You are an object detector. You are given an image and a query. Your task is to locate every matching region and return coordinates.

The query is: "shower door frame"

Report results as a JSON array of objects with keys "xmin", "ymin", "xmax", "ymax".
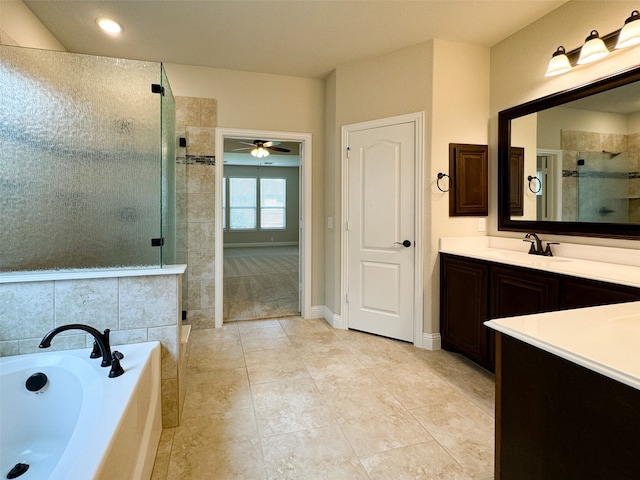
[{"xmin": 214, "ymin": 128, "xmax": 313, "ymax": 327}]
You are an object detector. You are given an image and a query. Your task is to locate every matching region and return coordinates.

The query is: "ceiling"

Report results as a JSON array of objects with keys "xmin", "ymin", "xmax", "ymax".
[{"xmin": 22, "ymin": 0, "xmax": 567, "ymax": 79}]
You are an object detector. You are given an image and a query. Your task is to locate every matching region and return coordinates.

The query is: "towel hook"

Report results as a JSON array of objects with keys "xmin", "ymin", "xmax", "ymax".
[
  {"xmin": 527, "ymin": 175, "xmax": 541, "ymax": 193},
  {"xmin": 436, "ymin": 173, "xmax": 451, "ymax": 193}
]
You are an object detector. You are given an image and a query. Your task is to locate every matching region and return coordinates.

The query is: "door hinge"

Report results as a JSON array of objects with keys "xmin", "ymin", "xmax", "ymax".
[
  {"xmin": 346, "ymin": 147, "xmax": 350, "ymax": 160},
  {"xmin": 151, "ymin": 84, "xmax": 165, "ymax": 96},
  {"xmin": 151, "ymin": 237, "xmax": 165, "ymax": 247},
  {"xmin": 346, "ymin": 292, "xmax": 350, "ymax": 303}
]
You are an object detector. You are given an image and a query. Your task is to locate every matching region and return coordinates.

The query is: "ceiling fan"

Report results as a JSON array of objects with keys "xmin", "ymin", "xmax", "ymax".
[{"xmin": 233, "ymin": 140, "xmax": 291, "ymax": 158}]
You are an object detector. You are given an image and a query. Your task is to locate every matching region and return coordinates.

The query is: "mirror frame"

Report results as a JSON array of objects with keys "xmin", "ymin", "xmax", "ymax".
[{"xmin": 498, "ymin": 65, "xmax": 640, "ymax": 239}]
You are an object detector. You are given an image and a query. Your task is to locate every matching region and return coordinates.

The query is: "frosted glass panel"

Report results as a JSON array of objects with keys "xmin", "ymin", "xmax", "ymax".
[{"xmin": 0, "ymin": 46, "xmax": 171, "ymax": 272}]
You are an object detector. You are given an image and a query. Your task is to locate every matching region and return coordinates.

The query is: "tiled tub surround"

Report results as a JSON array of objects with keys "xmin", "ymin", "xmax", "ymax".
[
  {"xmin": 561, "ymin": 130, "xmax": 640, "ymax": 223},
  {"xmin": 0, "ymin": 265, "xmax": 186, "ymax": 428},
  {"xmin": 439, "ymin": 236, "xmax": 640, "ymax": 289}
]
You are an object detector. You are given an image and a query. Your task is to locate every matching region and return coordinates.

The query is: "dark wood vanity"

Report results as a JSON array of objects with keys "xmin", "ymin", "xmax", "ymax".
[
  {"xmin": 494, "ymin": 329, "xmax": 640, "ymax": 479},
  {"xmin": 440, "ymin": 253, "xmax": 640, "ymax": 372}
]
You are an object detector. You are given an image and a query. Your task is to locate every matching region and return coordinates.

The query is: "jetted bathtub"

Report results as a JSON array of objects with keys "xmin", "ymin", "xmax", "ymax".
[{"xmin": 0, "ymin": 341, "xmax": 162, "ymax": 480}]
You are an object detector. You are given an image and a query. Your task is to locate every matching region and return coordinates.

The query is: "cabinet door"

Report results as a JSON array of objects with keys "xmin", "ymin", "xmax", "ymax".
[
  {"xmin": 490, "ymin": 266, "xmax": 560, "ymax": 318},
  {"xmin": 561, "ymin": 277, "xmax": 640, "ymax": 310},
  {"xmin": 440, "ymin": 255, "xmax": 489, "ymax": 367}
]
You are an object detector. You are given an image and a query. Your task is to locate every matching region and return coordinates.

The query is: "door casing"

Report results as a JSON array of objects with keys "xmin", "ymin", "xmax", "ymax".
[
  {"xmin": 340, "ymin": 112, "xmax": 425, "ymax": 347},
  {"xmin": 215, "ymin": 128, "xmax": 313, "ymax": 327}
]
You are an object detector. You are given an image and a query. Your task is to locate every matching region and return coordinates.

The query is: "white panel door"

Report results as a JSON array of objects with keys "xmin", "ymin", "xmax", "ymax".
[{"xmin": 346, "ymin": 122, "xmax": 415, "ymax": 342}]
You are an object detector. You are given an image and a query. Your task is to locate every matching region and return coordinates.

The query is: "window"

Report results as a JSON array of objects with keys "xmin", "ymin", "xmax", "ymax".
[
  {"xmin": 223, "ymin": 176, "xmax": 287, "ymax": 231},
  {"xmin": 260, "ymin": 178, "xmax": 286, "ymax": 229},
  {"xmin": 229, "ymin": 177, "xmax": 256, "ymax": 230}
]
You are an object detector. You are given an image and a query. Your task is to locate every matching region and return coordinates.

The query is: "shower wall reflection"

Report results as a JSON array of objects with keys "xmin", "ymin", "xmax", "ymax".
[{"xmin": 0, "ymin": 45, "xmax": 175, "ymax": 272}]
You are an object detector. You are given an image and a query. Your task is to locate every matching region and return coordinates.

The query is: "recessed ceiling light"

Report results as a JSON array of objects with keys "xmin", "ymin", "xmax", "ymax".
[{"xmin": 96, "ymin": 18, "xmax": 123, "ymax": 34}]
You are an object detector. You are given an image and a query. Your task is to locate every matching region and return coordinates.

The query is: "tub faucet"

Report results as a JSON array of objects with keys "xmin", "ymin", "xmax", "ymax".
[{"xmin": 40, "ymin": 324, "xmax": 113, "ymax": 367}]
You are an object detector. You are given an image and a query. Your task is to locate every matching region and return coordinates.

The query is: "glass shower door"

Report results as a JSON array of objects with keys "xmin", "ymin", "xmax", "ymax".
[
  {"xmin": 0, "ymin": 45, "xmax": 169, "ymax": 272},
  {"xmin": 577, "ymin": 151, "xmax": 629, "ymax": 223}
]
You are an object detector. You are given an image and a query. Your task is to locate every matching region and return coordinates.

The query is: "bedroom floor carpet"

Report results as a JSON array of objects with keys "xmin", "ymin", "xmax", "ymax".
[{"xmin": 223, "ymin": 246, "xmax": 299, "ymax": 321}]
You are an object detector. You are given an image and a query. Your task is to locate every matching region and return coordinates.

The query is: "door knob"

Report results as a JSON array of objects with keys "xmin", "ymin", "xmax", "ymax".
[{"xmin": 394, "ymin": 240, "xmax": 412, "ymax": 248}]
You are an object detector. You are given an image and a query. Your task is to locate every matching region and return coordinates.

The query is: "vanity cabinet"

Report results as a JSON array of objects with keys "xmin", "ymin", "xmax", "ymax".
[
  {"xmin": 440, "ymin": 253, "xmax": 640, "ymax": 371},
  {"xmin": 440, "ymin": 255, "xmax": 489, "ymax": 367},
  {"xmin": 560, "ymin": 276, "xmax": 640, "ymax": 310}
]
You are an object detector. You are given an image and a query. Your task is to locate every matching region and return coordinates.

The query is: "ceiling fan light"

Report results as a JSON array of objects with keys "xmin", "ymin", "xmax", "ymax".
[
  {"xmin": 616, "ymin": 10, "xmax": 640, "ymax": 49},
  {"xmin": 251, "ymin": 147, "xmax": 269, "ymax": 158},
  {"xmin": 577, "ymin": 30, "xmax": 609, "ymax": 64},
  {"xmin": 545, "ymin": 46, "xmax": 572, "ymax": 76}
]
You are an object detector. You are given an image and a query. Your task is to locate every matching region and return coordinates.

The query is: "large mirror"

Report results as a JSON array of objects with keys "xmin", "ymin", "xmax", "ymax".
[{"xmin": 498, "ymin": 65, "xmax": 640, "ymax": 239}]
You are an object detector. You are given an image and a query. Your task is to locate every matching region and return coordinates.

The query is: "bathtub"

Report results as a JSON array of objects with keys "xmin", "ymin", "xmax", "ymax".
[{"xmin": 0, "ymin": 341, "xmax": 162, "ymax": 480}]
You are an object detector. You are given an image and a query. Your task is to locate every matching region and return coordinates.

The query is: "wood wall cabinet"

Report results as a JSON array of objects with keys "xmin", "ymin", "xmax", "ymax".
[
  {"xmin": 440, "ymin": 253, "xmax": 640, "ymax": 371},
  {"xmin": 449, "ymin": 143, "xmax": 488, "ymax": 216},
  {"xmin": 508, "ymin": 147, "xmax": 524, "ymax": 216}
]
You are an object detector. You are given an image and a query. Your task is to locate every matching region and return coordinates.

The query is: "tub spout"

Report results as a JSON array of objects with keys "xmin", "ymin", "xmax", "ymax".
[{"xmin": 40, "ymin": 324, "xmax": 112, "ymax": 367}]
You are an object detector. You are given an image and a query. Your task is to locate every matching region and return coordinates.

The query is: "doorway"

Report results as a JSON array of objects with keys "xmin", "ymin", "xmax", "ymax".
[
  {"xmin": 341, "ymin": 113, "xmax": 424, "ymax": 345},
  {"xmin": 215, "ymin": 129, "xmax": 312, "ymax": 327}
]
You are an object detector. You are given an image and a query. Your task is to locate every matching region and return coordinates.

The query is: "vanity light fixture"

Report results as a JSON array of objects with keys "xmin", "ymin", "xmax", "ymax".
[
  {"xmin": 545, "ymin": 46, "xmax": 572, "ymax": 77},
  {"xmin": 96, "ymin": 18, "xmax": 123, "ymax": 34},
  {"xmin": 544, "ymin": 10, "xmax": 640, "ymax": 77},
  {"xmin": 616, "ymin": 10, "xmax": 640, "ymax": 49},
  {"xmin": 577, "ymin": 30, "xmax": 609, "ymax": 64}
]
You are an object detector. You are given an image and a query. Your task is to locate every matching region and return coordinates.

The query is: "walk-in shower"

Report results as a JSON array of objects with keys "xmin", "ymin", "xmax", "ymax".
[
  {"xmin": 577, "ymin": 150, "xmax": 630, "ymax": 223},
  {"xmin": 0, "ymin": 45, "xmax": 176, "ymax": 272}
]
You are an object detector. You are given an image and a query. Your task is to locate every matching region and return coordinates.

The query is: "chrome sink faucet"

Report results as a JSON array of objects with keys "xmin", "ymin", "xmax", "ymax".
[{"xmin": 524, "ymin": 233, "xmax": 558, "ymax": 256}]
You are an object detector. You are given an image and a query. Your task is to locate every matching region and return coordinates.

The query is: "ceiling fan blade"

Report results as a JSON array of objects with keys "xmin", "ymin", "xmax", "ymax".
[
  {"xmin": 268, "ymin": 146, "xmax": 291, "ymax": 153},
  {"xmin": 232, "ymin": 147, "xmax": 253, "ymax": 151},
  {"xmin": 239, "ymin": 141, "xmax": 258, "ymax": 147}
]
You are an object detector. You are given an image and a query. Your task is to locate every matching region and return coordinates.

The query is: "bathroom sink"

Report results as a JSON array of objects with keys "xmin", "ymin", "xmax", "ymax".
[{"xmin": 481, "ymin": 249, "xmax": 570, "ymax": 265}]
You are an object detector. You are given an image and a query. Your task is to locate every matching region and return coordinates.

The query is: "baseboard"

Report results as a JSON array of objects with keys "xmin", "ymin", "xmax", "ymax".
[
  {"xmin": 224, "ymin": 242, "xmax": 299, "ymax": 248},
  {"xmin": 307, "ymin": 305, "xmax": 325, "ymax": 320},
  {"xmin": 309, "ymin": 305, "xmax": 345, "ymax": 329},
  {"xmin": 421, "ymin": 332, "xmax": 441, "ymax": 351}
]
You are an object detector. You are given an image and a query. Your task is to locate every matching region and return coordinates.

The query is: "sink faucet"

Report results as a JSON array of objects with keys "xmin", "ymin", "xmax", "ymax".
[
  {"xmin": 523, "ymin": 233, "xmax": 558, "ymax": 256},
  {"xmin": 40, "ymin": 324, "xmax": 113, "ymax": 367}
]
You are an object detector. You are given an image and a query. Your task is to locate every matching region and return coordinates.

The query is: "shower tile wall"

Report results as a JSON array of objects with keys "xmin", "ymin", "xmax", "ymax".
[
  {"xmin": 175, "ymin": 96, "xmax": 218, "ymax": 330},
  {"xmin": 0, "ymin": 271, "xmax": 184, "ymax": 427},
  {"xmin": 561, "ymin": 130, "xmax": 639, "ymax": 222}
]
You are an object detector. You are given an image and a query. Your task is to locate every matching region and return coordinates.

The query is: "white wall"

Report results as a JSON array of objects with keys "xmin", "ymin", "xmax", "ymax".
[
  {"xmin": 327, "ymin": 40, "xmax": 490, "ymax": 337},
  {"xmin": 164, "ymin": 64, "xmax": 326, "ymax": 306},
  {"xmin": 0, "ymin": 0, "xmax": 65, "ymax": 50},
  {"xmin": 490, "ymin": 0, "xmax": 640, "ymax": 250}
]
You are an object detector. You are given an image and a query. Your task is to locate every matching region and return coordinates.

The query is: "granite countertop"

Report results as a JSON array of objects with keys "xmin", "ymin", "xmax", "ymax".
[
  {"xmin": 439, "ymin": 236, "xmax": 640, "ymax": 289},
  {"xmin": 485, "ymin": 301, "xmax": 640, "ymax": 391}
]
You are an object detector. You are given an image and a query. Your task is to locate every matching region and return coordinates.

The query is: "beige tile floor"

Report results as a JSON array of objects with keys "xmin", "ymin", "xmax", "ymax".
[{"xmin": 151, "ymin": 317, "xmax": 495, "ymax": 480}]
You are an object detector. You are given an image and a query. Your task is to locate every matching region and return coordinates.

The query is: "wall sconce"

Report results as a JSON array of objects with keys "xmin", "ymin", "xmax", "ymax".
[{"xmin": 545, "ymin": 10, "xmax": 640, "ymax": 76}]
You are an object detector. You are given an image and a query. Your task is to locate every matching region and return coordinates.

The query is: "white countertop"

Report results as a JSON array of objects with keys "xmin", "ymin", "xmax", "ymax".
[
  {"xmin": 439, "ymin": 236, "xmax": 640, "ymax": 289},
  {"xmin": 485, "ymin": 301, "xmax": 640, "ymax": 391}
]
